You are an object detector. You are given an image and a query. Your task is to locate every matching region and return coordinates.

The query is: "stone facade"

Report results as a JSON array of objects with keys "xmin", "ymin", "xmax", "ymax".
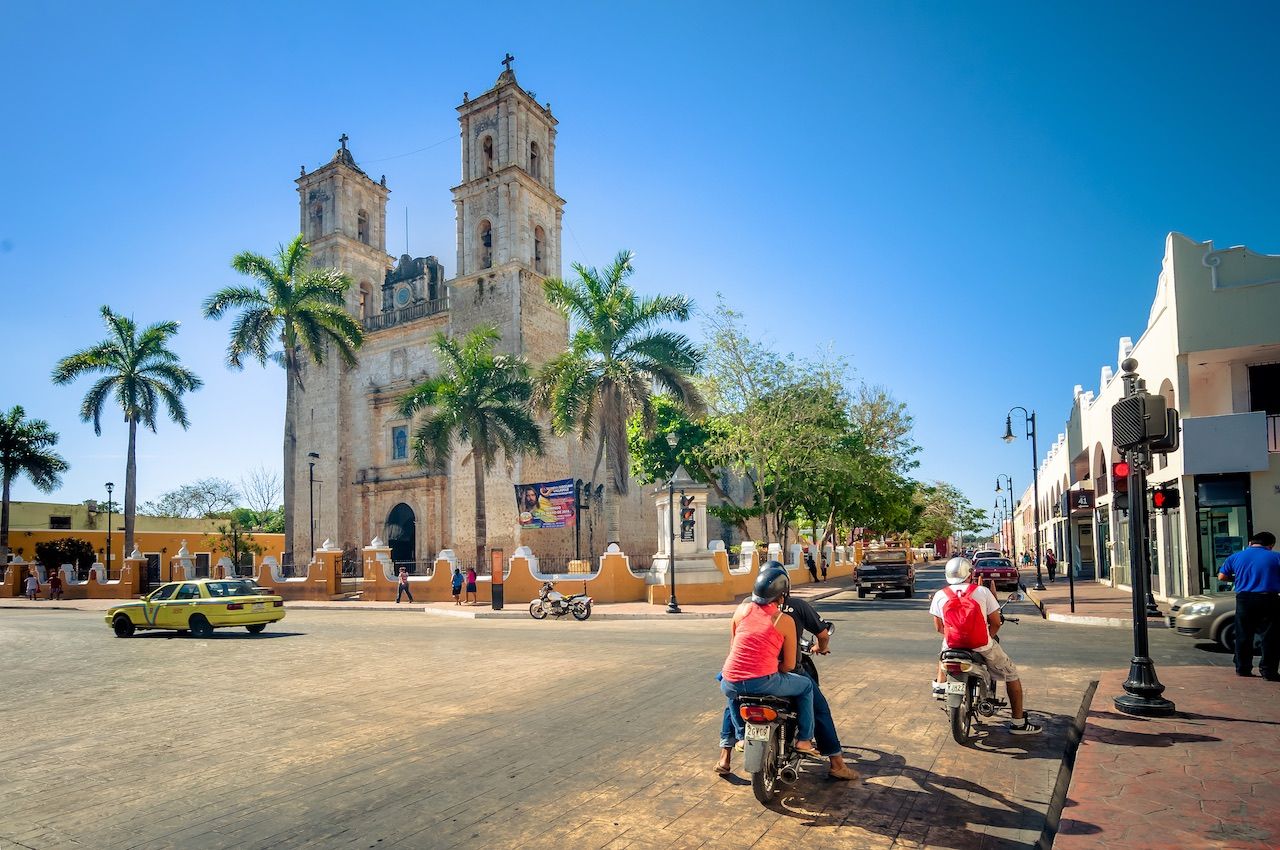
[{"xmin": 286, "ymin": 67, "xmax": 655, "ymax": 569}]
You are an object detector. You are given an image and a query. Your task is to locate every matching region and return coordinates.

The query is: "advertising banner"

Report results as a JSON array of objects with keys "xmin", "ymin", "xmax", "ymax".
[{"xmin": 514, "ymin": 479, "xmax": 576, "ymax": 529}]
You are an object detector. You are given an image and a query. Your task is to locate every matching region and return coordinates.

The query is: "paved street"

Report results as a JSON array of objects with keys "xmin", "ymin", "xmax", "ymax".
[{"xmin": 0, "ymin": 564, "xmax": 1231, "ymax": 849}]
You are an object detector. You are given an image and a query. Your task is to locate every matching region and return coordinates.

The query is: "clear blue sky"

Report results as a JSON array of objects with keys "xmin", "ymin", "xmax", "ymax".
[{"xmin": 3, "ymin": 2, "xmax": 1279, "ymax": 525}]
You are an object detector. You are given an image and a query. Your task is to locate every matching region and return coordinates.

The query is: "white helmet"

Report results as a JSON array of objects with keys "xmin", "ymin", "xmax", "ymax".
[{"xmin": 944, "ymin": 557, "xmax": 973, "ymax": 585}]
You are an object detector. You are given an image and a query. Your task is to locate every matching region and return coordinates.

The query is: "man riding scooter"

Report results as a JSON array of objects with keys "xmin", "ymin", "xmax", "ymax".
[
  {"xmin": 717, "ymin": 563, "xmax": 859, "ymax": 780},
  {"xmin": 929, "ymin": 557, "xmax": 1041, "ymax": 734}
]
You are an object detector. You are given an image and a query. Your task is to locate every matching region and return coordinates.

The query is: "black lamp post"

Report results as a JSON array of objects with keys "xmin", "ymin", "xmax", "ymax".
[
  {"xmin": 307, "ymin": 452, "xmax": 319, "ymax": 559},
  {"xmin": 1004, "ymin": 408, "xmax": 1045, "ymax": 591},
  {"xmin": 664, "ymin": 432, "xmax": 681, "ymax": 614},
  {"xmin": 1112, "ymin": 357, "xmax": 1175, "ymax": 717},
  {"xmin": 105, "ymin": 482, "xmax": 114, "ymax": 580},
  {"xmin": 995, "ymin": 474, "xmax": 1018, "ymax": 568}
]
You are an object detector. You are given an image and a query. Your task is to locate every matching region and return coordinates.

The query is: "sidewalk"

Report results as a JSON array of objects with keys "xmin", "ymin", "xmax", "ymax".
[
  {"xmin": 1025, "ymin": 577, "xmax": 1168, "ymax": 629},
  {"xmin": 1055, "ymin": 666, "xmax": 1280, "ymax": 849},
  {"xmin": 0, "ymin": 575, "xmax": 857, "ymax": 620}
]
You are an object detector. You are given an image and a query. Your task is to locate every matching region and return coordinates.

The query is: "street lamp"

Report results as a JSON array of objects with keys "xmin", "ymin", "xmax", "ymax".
[
  {"xmin": 105, "ymin": 482, "xmax": 114, "ymax": 580},
  {"xmin": 1004, "ymin": 408, "xmax": 1045, "ymax": 591},
  {"xmin": 664, "ymin": 432, "xmax": 681, "ymax": 615},
  {"xmin": 307, "ymin": 452, "xmax": 320, "ymax": 559},
  {"xmin": 995, "ymin": 474, "xmax": 1018, "ymax": 568}
]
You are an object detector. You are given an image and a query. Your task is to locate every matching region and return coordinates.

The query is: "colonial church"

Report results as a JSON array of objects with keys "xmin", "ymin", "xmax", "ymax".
[{"xmin": 288, "ymin": 61, "xmax": 653, "ymax": 569}]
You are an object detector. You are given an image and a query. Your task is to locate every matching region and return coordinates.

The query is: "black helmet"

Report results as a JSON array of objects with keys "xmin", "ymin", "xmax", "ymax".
[{"xmin": 751, "ymin": 562, "xmax": 790, "ymax": 604}]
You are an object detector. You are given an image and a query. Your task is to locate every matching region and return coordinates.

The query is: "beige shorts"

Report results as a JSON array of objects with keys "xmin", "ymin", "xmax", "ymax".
[{"xmin": 941, "ymin": 640, "xmax": 1021, "ymax": 682}]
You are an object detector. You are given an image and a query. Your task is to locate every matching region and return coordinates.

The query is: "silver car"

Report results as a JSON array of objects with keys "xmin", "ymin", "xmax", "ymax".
[{"xmin": 1169, "ymin": 592, "xmax": 1261, "ymax": 652}]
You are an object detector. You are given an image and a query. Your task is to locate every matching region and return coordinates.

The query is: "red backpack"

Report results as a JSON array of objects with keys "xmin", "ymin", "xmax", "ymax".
[{"xmin": 941, "ymin": 585, "xmax": 989, "ymax": 649}]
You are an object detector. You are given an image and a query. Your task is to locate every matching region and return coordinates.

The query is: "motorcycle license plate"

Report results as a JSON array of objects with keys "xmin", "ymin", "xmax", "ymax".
[
  {"xmin": 745, "ymin": 723, "xmax": 771, "ymax": 741},
  {"xmin": 946, "ymin": 681, "xmax": 966, "ymax": 695}
]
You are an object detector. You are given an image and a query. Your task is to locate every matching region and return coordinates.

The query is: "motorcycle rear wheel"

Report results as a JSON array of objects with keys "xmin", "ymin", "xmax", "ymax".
[
  {"xmin": 948, "ymin": 678, "xmax": 978, "ymax": 746},
  {"xmin": 751, "ymin": 728, "xmax": 781, "ymax": 805},
  {"xmin": 528, "ymin": 601, "xmax": 548, "ymax": 620},
  {"xmin": 571, "ymin": 601, "xmax": 592, "ymax": 621}
]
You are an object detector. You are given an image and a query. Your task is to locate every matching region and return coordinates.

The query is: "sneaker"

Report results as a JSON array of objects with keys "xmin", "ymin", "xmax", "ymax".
[{"xmin": 1008, "ymin": 718, "xmax": 1042, "ymax": 735}]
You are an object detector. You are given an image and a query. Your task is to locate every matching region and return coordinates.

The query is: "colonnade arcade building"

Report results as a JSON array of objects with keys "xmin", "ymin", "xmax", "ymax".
[{"xmin": 1016, "ymin": 232, "xmax": 1280, "ymax": 600}]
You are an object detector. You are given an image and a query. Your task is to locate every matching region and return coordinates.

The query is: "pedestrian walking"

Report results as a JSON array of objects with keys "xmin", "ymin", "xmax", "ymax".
[
  {"xmin": 451, "ymin": 567, "xmax": 464, "ymax": 605},
  {"xmin": 47, "ymin": 568, "xmax": 63, "ymax": 601},
  {"xmin": 804, "ymin": 548, "xmax": 819, "ymax": 583},
  {"xmin": 465, "ymin": 566, "xmax": 478, "ymax": 605},
  {"xmin": 820, "ymin": 551, "xmax": 828, "ymax": 582},
  {"xmin": 1045, "ymin": 549, "xmax": 1057, "ymax": 583},
  {"xmin": 24, "ymin": 568, "xmax": 40, "ymax": 601},
  {"xmin": 395, "ymin": 567, "xmax": 414, "ymax": 604},
  {"xmin": 1217, "ymin": 530, "xmax": 1280, "ymax": 681}
]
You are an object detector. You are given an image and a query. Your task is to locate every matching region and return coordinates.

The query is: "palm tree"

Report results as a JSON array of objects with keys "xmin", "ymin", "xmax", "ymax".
[
  {"xmin": 52, "ymin": 307, "xmax": 202, "ymax": 558},
  {"xmin": 398, "ymin": 326, "xmax": 543, "ymax": 573},
  {"xmin": 202, "ymin": 235, "xmax": 363, "ymax": 559},
  {"xmin": 0, "ymin": 406, "xmax": 70, "ymax": 562},
  {"xmin": 534, "ymin": 250, "xmax": 704, "ymax": 545}
]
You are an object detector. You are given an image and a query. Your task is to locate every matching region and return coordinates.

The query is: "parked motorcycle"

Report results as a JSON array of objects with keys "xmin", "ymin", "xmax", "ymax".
[
  {"xmin": 738, "ymin": 623, "xmax": 832, "ymax": 804},
  {"xmin": 528, "ymin": 581, "xmax": 593, "ymax": 621},
  {"xmin": 941, "ymin": 592, "xmax": 1021, "ymax": 745}
]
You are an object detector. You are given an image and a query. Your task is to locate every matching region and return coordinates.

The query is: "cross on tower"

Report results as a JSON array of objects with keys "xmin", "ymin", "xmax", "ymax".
[
  {"xmin": 339, "ymin": 133, "xmax": 349, "ymax": 150},
  {"xmin": 501, "ymin": 53, "xmax": 515, "ymax": 72}
]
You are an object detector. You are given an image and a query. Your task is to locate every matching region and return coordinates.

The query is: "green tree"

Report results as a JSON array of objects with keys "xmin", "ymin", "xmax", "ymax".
[
  {"xmin": 0, "ymin": 406, "xmax": 70, "ymax": 562},
  {"xmin": 910, "ymin": 481, "xmax": 987, "ymax": 546},
  {"xmin": 202, "ymin": 235, "xmax": 363, "ymax": 560},
  {"xmin": 535, "ymin": 250, "xmax": 704, "ymax": 545},
  {"xmin": 203, "ymin": 513, "xmax": 265, "ymax": 573},
  {"xmin": 34, "ymin": 537, "xmax": 95, "ymax": 576},
  {"xmin": 399, "ymin": 327, "xmax": 543, "ymax": 572},
  {"xmin": 52, "ymin": 307, "xmax": 202, "ymax": 558}
]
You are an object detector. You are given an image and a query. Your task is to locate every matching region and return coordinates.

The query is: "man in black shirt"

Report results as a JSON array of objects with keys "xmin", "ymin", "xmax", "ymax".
[{"xmin": 779, "ymin": 593, "xmax": 858, "ymax": 780}]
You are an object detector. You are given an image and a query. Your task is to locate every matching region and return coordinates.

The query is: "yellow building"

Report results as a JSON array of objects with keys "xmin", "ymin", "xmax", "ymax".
[{"xmin": 5, "ymin": 500, "xmax": 226, "ymax": 534}]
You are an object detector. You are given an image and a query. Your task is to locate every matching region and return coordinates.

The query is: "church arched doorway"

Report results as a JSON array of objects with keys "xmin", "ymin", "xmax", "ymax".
[{"xmin": 386, "ymin": 503, "xmax": 417, "ymax": 573}]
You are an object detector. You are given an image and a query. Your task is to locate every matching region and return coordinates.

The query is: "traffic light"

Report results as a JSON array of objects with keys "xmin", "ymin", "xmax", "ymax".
[
  {"xmin": 679, "ymin": 493, "xmax": 695, "ymax": 539},
  {"xmin": 1152, "ymin": 484, "xmax": 1181, "ymax": 511},
  {"xmin": 1112, "ymin": 461, "xmax": 1131, "ymax": 494}
]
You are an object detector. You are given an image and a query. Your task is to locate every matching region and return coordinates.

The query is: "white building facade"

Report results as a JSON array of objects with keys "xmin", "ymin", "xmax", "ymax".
[{"xmin": 1016, "ymin": 233, "xmax": 1280, "ymax": 600}]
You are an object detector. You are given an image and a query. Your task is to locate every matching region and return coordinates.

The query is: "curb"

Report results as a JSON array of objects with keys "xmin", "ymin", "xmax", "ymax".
[
  {"xmin": 1045, "ymin": 612, "xmax": 1168, "ymax": 629},
  {"xmin": 1038, "ymin": 678, "xmax": 1099, "ymax": 850},
  {"xmin": 422, "ymin": 606, "xmax": 732, "ymax": 621}
]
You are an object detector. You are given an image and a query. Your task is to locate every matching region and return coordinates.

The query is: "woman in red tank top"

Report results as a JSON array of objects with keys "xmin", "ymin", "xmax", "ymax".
[{"xmin": 716, "ymin": 566, "xmax": 817, "ymax": 772}]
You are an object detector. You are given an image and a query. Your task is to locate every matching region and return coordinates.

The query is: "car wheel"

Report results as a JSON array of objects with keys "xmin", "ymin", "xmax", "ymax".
[
  {"xmin": 903, "ymin": 586, "xmax": 914, "ymax": 599},
  {"xmin": 189, "ymin": 615, "xmax": 213, "ymax": 638},
  {"xmin": 1218, "ymin": 621, "xmax": 1236, "ymax": 652},
  {"xmin": 112, "ymin": 615, "xmax": 136, "ymax": 638},
  {"xmin": 245, "ymin": 623, "xmax": 266, "ymax": 634}
]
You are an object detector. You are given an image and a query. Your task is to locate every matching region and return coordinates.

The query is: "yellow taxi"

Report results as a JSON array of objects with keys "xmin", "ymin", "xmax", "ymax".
[{"xmin": 105, "ymin": 578, "xmax": 285, "ymax": 638}]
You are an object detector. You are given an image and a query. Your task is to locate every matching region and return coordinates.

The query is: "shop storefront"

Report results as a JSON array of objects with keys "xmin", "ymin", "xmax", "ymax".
[{"xmin": 1194, "ymin": 474, "xmax": 1251, "ymax": 593}]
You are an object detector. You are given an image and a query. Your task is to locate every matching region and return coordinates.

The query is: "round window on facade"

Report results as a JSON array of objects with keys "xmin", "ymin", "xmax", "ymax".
[{"xmin": 395, "ymin": 285, "xmax": 411, "ymax": 307}]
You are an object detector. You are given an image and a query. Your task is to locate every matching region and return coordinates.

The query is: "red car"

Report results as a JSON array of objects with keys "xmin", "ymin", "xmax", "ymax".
[{"xmin": 972, "ymin": 557, "xmax": 1020, "ymax": 592}]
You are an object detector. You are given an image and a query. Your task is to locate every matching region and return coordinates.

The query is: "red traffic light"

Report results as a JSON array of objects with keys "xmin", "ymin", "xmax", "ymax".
[
  {"xmin": 1152, "ymin": 485, "xmax": 1180, "ymax": 510},
  {"xmin": 1113, "ymin": 462, "xmax": 1130, "ymax": 478}
]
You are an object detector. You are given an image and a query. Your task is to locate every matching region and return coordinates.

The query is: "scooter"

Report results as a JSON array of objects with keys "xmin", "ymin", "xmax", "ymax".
[
  {"xmin": 738, "ymin": 623, "xmax": 832, "ymax": 804},
  {"xmin": 940, "ymin": 592, "xmax": 1021, "ymax": 745},
  {"xmin": 528, "ymin": 581, "xmax": 593, "ymax": 621}
]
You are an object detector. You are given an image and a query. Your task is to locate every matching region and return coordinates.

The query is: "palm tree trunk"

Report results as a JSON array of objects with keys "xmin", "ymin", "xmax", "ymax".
[
  {"xmin": 283, "ymin": 359, "xmax": 297, "ymax": 560},
  {"xmin": 603, "ymin": 433, "xmax": 621, "ymax": 546},
  {"xmin": 1, "ymin": 473, "xmax": 11, "ymax": 562},
  {"xmin": 124, "ymin": 416, "xmax": 138, "ymax": 558},
  {"xmin": 472, "ymin": 448, "xmax": 487, "ymax": 574}
]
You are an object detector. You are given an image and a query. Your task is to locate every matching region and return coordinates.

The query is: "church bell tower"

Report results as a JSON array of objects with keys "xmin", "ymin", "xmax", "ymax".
[{"xmin": 450, "ymin": 55, "xmax": 566, "ymax": 362}]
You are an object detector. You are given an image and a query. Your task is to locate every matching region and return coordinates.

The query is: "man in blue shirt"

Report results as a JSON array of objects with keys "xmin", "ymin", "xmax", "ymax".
[{"xmin": 1218, "ymin": 531, "xmax": 1280, "ymax": 681}]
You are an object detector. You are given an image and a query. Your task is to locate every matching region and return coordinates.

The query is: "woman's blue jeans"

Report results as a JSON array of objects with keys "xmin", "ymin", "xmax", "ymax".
[
  {"xmin": 720, "ymin": 672, "xmax": 815, "ymax": 742},
  {"xmin": 720, "ymin": 670, "xmax": 840, "ymax": 755}
]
